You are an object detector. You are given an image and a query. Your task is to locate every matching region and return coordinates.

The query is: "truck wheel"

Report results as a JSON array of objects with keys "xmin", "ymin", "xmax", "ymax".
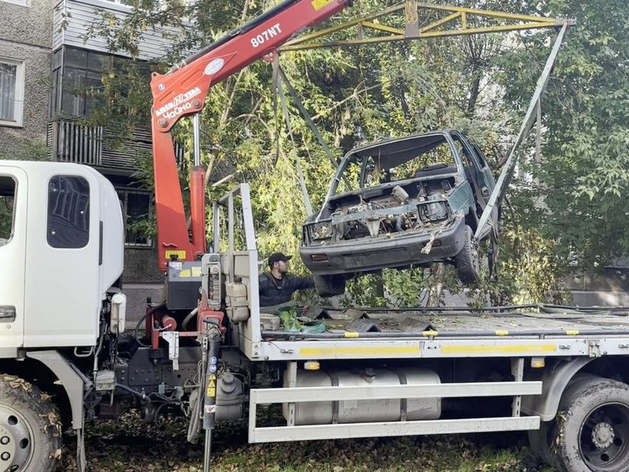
[
  {"xmin": 0, "ymin": 374, "xmax": 61, "ymax": 472},
  {"xmin": 314, "ymin": 274, "xmax": 346, "ymax": 297},
  {"xmin": 528, "ymin": 420, "xmax": 556, "ymax": 467},
  {"xmin": 552, "ymin": 377, "xmax": 629, "ymax": 472},
  {"xmin": 455, "ymin": 225, "xmax": 480, "ymax": 284}
]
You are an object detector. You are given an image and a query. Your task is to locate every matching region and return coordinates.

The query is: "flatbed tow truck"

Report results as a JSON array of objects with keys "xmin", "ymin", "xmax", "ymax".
[
  {"xmin": 4, "ymin": 174, "xmax": 629, "ymax": 472},
  {"xmin": 2, "ymin": 2, "xmax": 626, "ymax": 472}
]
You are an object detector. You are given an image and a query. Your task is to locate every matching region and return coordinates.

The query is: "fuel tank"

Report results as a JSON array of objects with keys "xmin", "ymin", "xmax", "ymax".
[{"xmin": 283, "ymin": 367, "xmax": 441, "ymax": 425}]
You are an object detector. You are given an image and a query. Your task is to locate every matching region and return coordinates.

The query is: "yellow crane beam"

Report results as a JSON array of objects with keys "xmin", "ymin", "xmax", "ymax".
[{"xmin": 281, "ymin": 2, "xmax": 574, "ymax": 51}]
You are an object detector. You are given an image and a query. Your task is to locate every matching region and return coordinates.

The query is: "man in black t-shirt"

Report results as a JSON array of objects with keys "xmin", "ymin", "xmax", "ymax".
[{"xmin": 258, "ymin": 252, "xmax": 314, "ymax": 307}]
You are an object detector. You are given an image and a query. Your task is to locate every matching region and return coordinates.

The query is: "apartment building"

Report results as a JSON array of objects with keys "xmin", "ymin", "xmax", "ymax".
[
  {"xmin": 0, "ymin": 0, "xmax": 52, "ymax": 158},
  {"xmin": 0, "ymin": 0, "xmax": 184, "ymax": 310}
]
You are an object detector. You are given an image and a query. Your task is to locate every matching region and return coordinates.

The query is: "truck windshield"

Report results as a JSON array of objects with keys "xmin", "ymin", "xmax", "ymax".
[{"xmin": 0, "ymin": 176, "xmax": 16, "ymax": 245}]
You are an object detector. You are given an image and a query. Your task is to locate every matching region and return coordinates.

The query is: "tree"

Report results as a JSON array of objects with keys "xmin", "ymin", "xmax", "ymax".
[
  {"xmin": 495, "ymin": 0, "xmax": 629, "ymax": 269},
  {"xmin": 85, "ymin": 0, "xmax": 605, "ymax": 305}
]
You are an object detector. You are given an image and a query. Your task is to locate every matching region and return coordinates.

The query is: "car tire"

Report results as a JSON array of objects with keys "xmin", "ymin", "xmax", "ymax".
[
  {"xmin": 314, "ymin": 274, "xmax": 346, "ymax": 297},
  {"xmin": 455, "ymin": 225, "xmax": 480, "ymax": 284},
  {"xmin": 550, "ymin": 376, "xmax": 629, "ymax": 472},
  {"xmin": 0, "ymin": 374, "xmax": 61, "ymax": 472}
]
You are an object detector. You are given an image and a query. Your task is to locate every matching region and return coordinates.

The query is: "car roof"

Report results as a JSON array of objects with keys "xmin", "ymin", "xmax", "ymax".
[{"xmin": 345, "ymin": 131, "xmax": 455, "ymax": 170}]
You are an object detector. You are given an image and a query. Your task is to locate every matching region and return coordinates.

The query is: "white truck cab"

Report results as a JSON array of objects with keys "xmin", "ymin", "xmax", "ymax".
[{"xmin": 0, "ymin": 160, "xmax": 124, "ymax": 354}]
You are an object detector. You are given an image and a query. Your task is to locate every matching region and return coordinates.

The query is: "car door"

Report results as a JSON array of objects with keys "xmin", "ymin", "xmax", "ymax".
[
  {"xmin": 465, "ymin": 137, "xmax": 500, "ymax": 238},
  {"xmin": 452, "ymin": 134, "xmax": 490, "ymax": 198},
  {"xmin": 468, "ymin": 140, "xmax": 496, "ymax": 198},
  {"xmin": 451, "ymin": 133, "xmax": 498, "ymax": 239}
]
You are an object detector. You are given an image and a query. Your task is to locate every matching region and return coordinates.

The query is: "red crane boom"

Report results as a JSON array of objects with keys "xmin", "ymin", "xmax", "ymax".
[{"xmin": 150, "ymin": 0, "xmax": 350, "ymax": 269}]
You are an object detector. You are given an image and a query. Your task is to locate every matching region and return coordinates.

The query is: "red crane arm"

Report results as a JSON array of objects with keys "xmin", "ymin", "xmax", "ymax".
[{"xmin": 149, "ymin": 0, "xmax": 350, "ymax": 270}]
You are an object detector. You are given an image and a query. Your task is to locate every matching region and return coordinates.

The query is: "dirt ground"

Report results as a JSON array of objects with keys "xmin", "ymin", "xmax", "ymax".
[{"xmin": 55, "ymin": 412, "xmax": 556, "ymax": 472}]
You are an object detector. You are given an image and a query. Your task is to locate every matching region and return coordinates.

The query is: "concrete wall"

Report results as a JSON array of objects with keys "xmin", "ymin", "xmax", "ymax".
[
  {"xmin": 564, "ymin": 269, "xmax": 629, "ymax": 306},
  {"xmin": 123, "ymin": 283, "xmax": 164, "ymax": 322},
  {"xmin": 0, "ymin": 0, "xmax": 52, "ymax": 159},
  {"xmin": 123, "ymin": 246, "xmax": 164, "ymax": 283},
  {"xmin": 122, "ymin": 247, "xmax": 165, "ymax": 321}
]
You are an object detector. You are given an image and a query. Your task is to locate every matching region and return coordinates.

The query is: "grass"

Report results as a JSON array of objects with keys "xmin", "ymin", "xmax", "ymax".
[{"xmin": 56, "ymin": 412, "xmax": 557, "ymax": 472}]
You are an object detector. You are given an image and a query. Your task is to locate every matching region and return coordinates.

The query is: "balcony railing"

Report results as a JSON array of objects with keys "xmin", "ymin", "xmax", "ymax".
[
  {"xmin": 49, "ymin": 120, "xmax": 185, "ymax": 173},
  {"xmin": 52, "ymin": 120, "xmax": 103, "ymax": 166}
]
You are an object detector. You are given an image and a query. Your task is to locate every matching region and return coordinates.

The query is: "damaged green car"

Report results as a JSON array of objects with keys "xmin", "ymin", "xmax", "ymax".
[{"xmin": 300, "ymin": 130, "xmax": 500, "ymax": 296}]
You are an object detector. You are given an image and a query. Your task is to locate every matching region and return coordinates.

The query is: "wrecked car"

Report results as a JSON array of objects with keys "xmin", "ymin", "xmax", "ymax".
[{"xmin": 300, "ymin": 130, "xmax": 499, "ymax": 296}]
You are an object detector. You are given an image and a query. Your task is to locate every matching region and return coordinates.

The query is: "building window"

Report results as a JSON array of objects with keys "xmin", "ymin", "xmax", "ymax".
[
  {"xmin": 55, "ymin": 47, "xmax": 108, "ymax": 118},
  {"xmin": 119, "ymin": 190, "xmax": 153, "ymax": 248},
  {"xmin": 52, "ymin": 47, "xmax": 152, "ymax": 120},
  {"xmin": 0, "ymin": 59, "xmax": 25, "ymax": 127},
  {"xmin": 0, "ymin": 176, "xmax": 17, "ymax": 246},
  {"xmin": 47, "ymin": 176, "xmax": 90, "ymax": 249}
]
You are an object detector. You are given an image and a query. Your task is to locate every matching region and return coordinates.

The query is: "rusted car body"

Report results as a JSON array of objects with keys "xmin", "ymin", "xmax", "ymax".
[{"xmin": 300, "ymin": 130, "xmax": 499, "ymax": 296}]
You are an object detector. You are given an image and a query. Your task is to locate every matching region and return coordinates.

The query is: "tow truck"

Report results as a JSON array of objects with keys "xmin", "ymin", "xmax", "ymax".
[{"xmin": 1, "ymin": 2, "xmax": 625, "ymax": 472}]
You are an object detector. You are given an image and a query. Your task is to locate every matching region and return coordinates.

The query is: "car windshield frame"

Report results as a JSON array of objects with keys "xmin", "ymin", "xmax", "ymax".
[{"xmin": 328, "ymin": 132, "xmax": 463, "ymax": 197}]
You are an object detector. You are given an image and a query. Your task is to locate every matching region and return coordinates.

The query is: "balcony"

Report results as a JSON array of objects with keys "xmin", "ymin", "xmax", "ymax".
[
  {"xmin": 53, "ymin": 0, "xmax": 181, "ymax": 61},
  {"xmin": 49, "ymin": 119, "xmax": 185, "ymax": 174},
  {"xmin": 51, "ymin": 120, "xmax": 103, "ymax": 166}
]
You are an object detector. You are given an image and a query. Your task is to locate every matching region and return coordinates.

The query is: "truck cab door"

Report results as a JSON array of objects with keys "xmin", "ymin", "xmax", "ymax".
[
  {"xmin": 0, "ymin": 168, "xmax": 27, "ymax": 354},
  {"xmin": 24, "ymin": 172, "xmax": 101, "ymax": 348}
]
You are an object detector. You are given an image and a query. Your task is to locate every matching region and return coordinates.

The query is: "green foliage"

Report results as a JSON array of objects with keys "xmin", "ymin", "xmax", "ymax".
[
  {"xmin": 479, "ymin": 218, "xmax": 570, "ymax": 306},
  {"xmin": 85, "ymin": 0, "xmax": 629, "ymax": 304},
  {"xmin": 72, "ymin": 59, "xmax": 155, "ymax": 147},
  {"xmin": 494, "ymin": 0, "xmax": 629, "ymax": 268},
  {"xmin": 342, "ymin": 267, "xmax": 431, "ymax": 308},
  {"xmin": 495, "ymin": 225, "xmax": 568, "ymax": 305}
]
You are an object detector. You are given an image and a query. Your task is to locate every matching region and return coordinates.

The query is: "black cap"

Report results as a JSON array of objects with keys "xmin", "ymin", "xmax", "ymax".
[{"xmin": 268, "ymin": 252, "xmax": 292, "ymax": 268}]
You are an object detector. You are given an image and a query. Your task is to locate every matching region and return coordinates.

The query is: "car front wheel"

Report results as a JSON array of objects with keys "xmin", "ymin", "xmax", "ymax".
[
  {"xmin": 455, "ymin": 225, "xmax": 480, "ymax": 284},
  {"xmin": 314, "ymin": 274, "xmax": 346, "ymax": 297}
]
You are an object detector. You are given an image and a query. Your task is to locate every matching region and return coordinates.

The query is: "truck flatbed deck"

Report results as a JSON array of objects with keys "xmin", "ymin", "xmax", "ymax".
[
  {"xmin": 294, "ymin": 304, "xmax": 629, "ymax": 334},
  {"xmin": 253, "ymin": 305, "xmax": 629, "ymax": 362}
]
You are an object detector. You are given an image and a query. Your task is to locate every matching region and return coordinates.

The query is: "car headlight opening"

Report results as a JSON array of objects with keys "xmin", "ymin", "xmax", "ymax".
[{"xmin": 310, "ymin": 221, "xmax": 333, "ymax": 240}]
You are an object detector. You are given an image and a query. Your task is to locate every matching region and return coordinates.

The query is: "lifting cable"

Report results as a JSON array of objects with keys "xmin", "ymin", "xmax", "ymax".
[
  {"xmin": 277, "ymin": 65, "xmax": 339, "ymax": 169},
  {"xmin": 273, "ymin": 58, "xmax": 313, "ymax": 215},
  {"xmin": 536, "ymin": 98, "xmax": 542, "ymax": 165},
  {"xmin": 474, "ymin": 24, "xmax": 569, "ymax": 240}
]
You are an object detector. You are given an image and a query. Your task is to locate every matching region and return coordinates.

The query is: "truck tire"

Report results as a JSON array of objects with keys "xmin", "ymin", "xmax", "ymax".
[
  {"xmin": 455, "ymin": 225, "xmax": 480, "ymax": 284},
  {"xmin": 528, "ymin": 420, "xmax": 556, "ymax": 467},
  {"xmin": 0, "ymin": 374, "xmax": 61, "ymax": 472},
  {"xmin": 314, "ymin": 274, "xmax": 346, "ymax": 297},
  {"xmin": 552, "ymin": 376, "xmax": 629, "ymax": 472}
]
